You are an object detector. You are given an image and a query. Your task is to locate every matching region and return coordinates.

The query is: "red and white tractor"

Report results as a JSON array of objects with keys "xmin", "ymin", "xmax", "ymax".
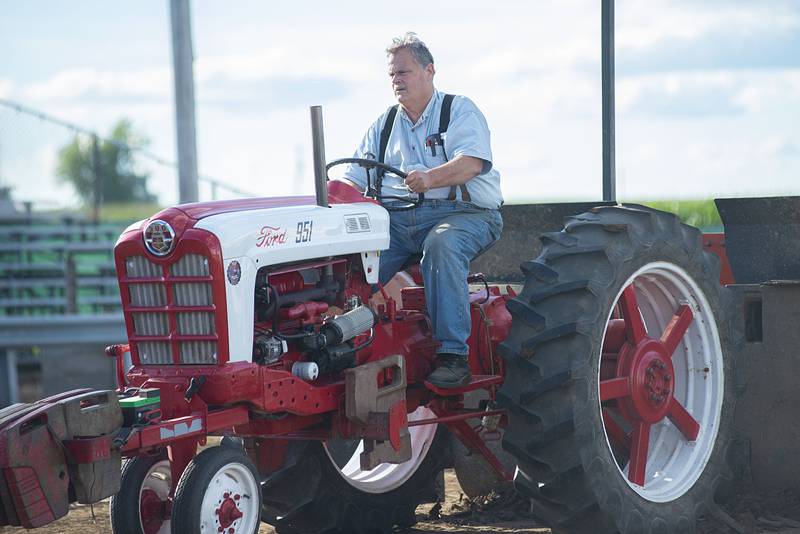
[{"xmin": 0, "ymin": 106, "xmax": 763, "ymax": 534}]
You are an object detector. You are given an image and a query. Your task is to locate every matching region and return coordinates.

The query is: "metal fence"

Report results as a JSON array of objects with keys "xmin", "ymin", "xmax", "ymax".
[
  {"xmin": 0, "ymin": 222, "xmax": 124, "ymax": 316},
  {"xmin": 0, "ymin": 98, "xmax": 255, "ymax": 218}
]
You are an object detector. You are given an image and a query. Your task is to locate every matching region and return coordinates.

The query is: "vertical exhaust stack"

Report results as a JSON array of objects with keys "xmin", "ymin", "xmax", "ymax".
[{"xmin": 310, "ymin": 106, "xmax": 329, "ymax": 208}]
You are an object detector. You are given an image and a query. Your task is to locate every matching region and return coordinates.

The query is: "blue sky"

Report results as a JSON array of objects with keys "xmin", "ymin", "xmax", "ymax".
[{"xmin": 0, "ymin": 0, "xmax": 798, "ymax": 208}]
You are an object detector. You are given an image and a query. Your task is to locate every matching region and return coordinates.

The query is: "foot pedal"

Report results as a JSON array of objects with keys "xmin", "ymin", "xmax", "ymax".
[{"xmin": 344, "ymin": 355, "xmax": 411, "ymax": 469}]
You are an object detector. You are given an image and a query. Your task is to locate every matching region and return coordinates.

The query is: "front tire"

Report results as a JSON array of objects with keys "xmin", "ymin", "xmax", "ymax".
[
  {"xmin": 109, "ymin": 450, "xmax": 171, "ymax": 534},
  {"xmin": 499, "ymin": 205, "xmax": 735, "ymax": 533},
  {"xmin": 170, "ymin": 446, "xmax": 262, "ymax": 534}
]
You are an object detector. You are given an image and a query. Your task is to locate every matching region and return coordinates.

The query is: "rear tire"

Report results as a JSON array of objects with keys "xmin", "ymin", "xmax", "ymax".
[
  {"xmin": 261, "ymin": 407, "xmax": 449, "ymax": 534},
  {"xmin": 498, "ymin": 205, "xmax": 735, "ymax": 533}
]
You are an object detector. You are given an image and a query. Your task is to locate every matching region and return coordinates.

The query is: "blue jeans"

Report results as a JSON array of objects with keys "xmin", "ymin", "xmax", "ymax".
[{"xmin": 379, "ymin": 200, "xmax": 503, "ymax": 357}]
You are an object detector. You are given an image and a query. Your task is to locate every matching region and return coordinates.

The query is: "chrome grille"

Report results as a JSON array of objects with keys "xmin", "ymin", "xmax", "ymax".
[
  {"xmin": 174, "ymin": 283, "xmax": 212, "ymax": 307},
  {"xmin": 170, "ymin": 254, "xmax": 209, "ymax": 277},
  {"xmin": 133, "ymin": 313, "xmax": 169, "ymax": 336},
  {"xmin": 138, "ymin": 341, "xmax": 172, "ymax": 364},
  {"xmin": 177, "ymin": 312, "xmax": 215, "ymax": 335},
  {"xmin": 126, "ymin": 255, "xmax": 160, "ymax": 278},
  {"xmin": 180, "ymin": 341, "xmax": 217, "ymax": 364},
  {"xmin": 129, "ymin": 283, "xmax": 167, "ymax": 307},
  {"xmin": 124, "ymin": 251, "xmax": 219, "ymax": 365}
]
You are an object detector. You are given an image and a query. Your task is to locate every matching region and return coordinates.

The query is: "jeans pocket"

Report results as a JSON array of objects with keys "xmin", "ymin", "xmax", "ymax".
[{"xmin": 486, "ymin": 210, "xmax": 503, "ymax": 242}]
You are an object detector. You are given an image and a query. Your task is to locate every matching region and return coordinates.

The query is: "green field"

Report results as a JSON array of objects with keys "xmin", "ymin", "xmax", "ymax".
[
  {"xmin": 639, "ymin": 199, "xmax": 721, "ymax": 229},
  {"xmin": 45, "ymin": 199, "xmax": 725, "ymax": 230}
]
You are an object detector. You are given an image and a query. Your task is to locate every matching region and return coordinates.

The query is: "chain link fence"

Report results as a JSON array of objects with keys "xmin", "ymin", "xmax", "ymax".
[{"xmin": 0, "ymin": 98, "xmax": 254, "ymax": 317}]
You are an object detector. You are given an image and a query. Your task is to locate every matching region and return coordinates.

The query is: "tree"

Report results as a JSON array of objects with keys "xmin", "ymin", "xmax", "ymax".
[{"xmin": 56, "ymin": 119, "xmax": 156, "ymax": 205}]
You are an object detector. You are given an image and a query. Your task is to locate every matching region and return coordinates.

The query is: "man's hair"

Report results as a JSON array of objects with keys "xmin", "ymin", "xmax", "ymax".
[{"xmin": 386, "ymin": 32, "xmax": 434, "ymax": 67}]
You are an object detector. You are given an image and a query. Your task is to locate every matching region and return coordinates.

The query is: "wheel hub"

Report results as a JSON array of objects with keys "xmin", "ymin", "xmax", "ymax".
[
  {"xmin": 644, "ymin": 360, "xmax": 672, "ymax": 406},
  {"xmin": 215, "ymin": 492, "xmax": 243, "ymax": 532},
  {"xmin": 623, "ymin": 340, "xmax": 676, "ymax": 424},
  {"xmin": 139, "ymin": 488, "xmax": 167, "ymax": 534}
]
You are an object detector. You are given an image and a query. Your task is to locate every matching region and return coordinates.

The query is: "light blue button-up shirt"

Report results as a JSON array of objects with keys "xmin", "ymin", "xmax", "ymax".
[{"xmin": 342, "ymin": 90, "xmax": 503, "ymax": 210}]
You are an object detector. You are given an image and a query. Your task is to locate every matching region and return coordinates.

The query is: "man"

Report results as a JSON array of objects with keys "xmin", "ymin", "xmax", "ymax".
[{"xmin": 342, "ymin": 32, "xmax": 503, "ymax": 388}]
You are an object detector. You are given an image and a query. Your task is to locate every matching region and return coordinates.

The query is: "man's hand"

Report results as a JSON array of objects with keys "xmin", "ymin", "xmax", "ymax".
[{"xmin": 404, "ymin": 169, "xmax": 433, "ymax": 193}]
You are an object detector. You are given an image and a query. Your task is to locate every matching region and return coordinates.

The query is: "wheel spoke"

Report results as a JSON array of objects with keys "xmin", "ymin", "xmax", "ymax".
[
  {"xmin": 628, "ymin": 422, "xmax": 651, "ymax": 486},
  {"xmin": 619, "ymin": 285, "xmax": 647, "ymax": 344},
  {"xmin": 600, "ymin": 377, "xmax": 630, "ymax": 401},
  {"xmin": 602, "ymin": 409, "xmax": 630, "ymax": 453},
  {"xmin": 660, "ymin": 304, "xmax": 694, "ymax": 356},
  {"xmin": 603, "ymin": 319, "xmax": 627, "ymax": 352},
  {"xmin": 668, "ymin": 398, "xmax": 700, "ymax": 441}
]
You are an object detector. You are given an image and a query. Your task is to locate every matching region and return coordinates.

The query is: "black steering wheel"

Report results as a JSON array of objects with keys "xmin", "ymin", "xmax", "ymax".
[{"xmin": 325, "ymin": 158, "xmax": 424, "ymax": 210}]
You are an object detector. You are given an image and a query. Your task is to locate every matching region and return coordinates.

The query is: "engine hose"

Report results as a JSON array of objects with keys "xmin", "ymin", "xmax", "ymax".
[{"xmin": 268, "ymin": 283, "xmax": 314, "ymax": 340}]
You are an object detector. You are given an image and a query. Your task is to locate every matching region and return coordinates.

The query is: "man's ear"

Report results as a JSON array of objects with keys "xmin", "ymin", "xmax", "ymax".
[{"xmin": 426, "ymin": 63, "xmax": 435, "ymax": 79}]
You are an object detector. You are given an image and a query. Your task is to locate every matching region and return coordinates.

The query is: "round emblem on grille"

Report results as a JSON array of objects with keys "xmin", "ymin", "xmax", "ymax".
[
  {"xmin": 227, "ymin": 260, "xmax": 242, "ymax": 285},
  {"xmin": 143, "ymin": 219, "xmax": 176, "ymax": 256}
]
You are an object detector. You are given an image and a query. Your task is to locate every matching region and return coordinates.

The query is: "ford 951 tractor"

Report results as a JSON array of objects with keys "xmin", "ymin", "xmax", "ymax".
[{"xmin": 1, "ymin": 107, "xmax": 797, "ymax": 534}]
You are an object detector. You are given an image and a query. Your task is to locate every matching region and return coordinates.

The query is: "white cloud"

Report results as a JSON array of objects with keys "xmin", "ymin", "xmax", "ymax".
[
  {"xmin": 617, "ymin": 0, "xmax": 800, "ymax": 52},
  {"xmin": 618, "ymin": 69, "xmax": 800, "ymax": 118},
  {"xmin": 0, "ymin": 79, "xmax": 13, "ymax": 98},
  {"xmin": 22, "ymin": 67, "xmax": 171, "ymax": 102}
]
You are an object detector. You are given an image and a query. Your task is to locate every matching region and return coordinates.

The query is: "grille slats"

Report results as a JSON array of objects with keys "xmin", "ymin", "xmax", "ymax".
[
  {"xmin": 126, "ymin": 255, "xmax": 161, "ymax": 278},
  {"xmin": 133, "ymin": 312, "xmax": 169, "ymax": 336},
  {"xmin": 171, "ymin": 254, "xmax": 210, "ymax": 277},
  {"xmin": 177, "ymin": 312, "xmax": 214, "ymax": 335},
  {"xmin": 139, "ymin": 341, "xmax": 173, "ymax": 365},
  {"xmin": 180, "ymin": 341, "xmax": 217, "ymax": 364},
  {"xmin": 124, "ymin": 253, "xmax": 218, "ymax": 366},
  {"xmin": 174, "ymin": 283, "xmax": 212, "ymax": 307},
  {"xmin": 129, "ymin": 283, "xmax": 167, "ymax": 307}
]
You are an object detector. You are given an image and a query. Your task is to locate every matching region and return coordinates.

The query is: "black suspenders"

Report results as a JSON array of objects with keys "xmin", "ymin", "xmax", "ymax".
[
  {"xmin": 376, "ymin": 94, "xmax": 471, "ymax": 202},
  {"xmin": 375, "ymin": 105, "xmax": 399, "ymax": 197}
]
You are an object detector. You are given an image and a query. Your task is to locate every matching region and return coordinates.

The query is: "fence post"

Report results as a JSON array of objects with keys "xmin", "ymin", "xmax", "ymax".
[
  {"xmin": 92, "ymin": 134, "xmax": 103, "ymax": 224},
  {"xmin": 66, "ymin": 252, "xmax": 77, "ymax": 314},
  {"xmin": 0, "ymin": 349, "xmax": 19, "ymax": 408}
]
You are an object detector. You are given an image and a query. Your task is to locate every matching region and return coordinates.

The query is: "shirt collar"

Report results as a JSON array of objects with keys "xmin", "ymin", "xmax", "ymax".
[{"xmin": 400, "ymin": 89, "xmax": 440, "ymax": 127}]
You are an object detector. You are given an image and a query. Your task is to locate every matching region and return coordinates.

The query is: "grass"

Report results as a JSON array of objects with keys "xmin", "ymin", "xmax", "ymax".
[
  {"xmin": 637, "ymin": 199, "xmax": 721, "ymax": 229},
  {"xmin": 40, "ymin": 199, "xmax": 724, "ymax": 229},
  {"xmin": 41, "ymin": 202, "xmax": 163, "ymax": 225}
]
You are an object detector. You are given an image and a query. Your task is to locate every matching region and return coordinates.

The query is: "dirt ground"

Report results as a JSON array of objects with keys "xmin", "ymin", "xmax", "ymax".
[{"xmin": 4, "ymin": 470, "xmax": 800, "ymax": 534}]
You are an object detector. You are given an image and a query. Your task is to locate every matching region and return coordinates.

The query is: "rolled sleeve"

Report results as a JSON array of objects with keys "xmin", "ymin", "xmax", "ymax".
[{"xmin": 445, "ymin": 101, "xmax": 494, "ymax": 174}]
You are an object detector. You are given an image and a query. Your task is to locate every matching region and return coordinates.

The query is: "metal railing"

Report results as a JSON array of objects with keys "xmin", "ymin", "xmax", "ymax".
[{"xmin": 0, "ymin": 224, "xmax": 123, "ymax": 316}]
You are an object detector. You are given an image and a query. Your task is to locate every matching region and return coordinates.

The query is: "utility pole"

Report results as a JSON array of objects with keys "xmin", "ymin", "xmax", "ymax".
[
  {"xmin": 170, "ymin": 0, "xmax": 199, "ymax": 204},
  {"xmin": 91, "ymin": 135, "xmax": 102, "ymax": 223},
  {"xmin": 601, "ymin": 0, "xmax": 616, "ymax": 202}
]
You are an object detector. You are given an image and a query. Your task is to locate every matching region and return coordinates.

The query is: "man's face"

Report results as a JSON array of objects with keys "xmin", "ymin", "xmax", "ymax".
[{"xmin": 388, "ymin": 48, "xmax": 434, "ymax": 107}]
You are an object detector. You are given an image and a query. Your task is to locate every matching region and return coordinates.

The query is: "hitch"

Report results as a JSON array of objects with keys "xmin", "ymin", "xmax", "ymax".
[{"xmin": 344, "ymin": 355, "xmax": 411, "ymax": 470}]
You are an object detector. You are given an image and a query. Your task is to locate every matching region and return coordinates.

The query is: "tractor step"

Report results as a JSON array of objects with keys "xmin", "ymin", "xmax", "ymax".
[{"xmin": 424, "ymin": 374, "xmax": 504, "ymax": 397}]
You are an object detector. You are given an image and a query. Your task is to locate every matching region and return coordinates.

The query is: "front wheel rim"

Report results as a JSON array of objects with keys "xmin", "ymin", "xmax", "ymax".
[
  {"xmin": 199, "ymin": 461, "xmax": 260, "ymax": 534},
  {"xmin": 138, "ymin": 459, "xmax": 171, "ymax": 534},
  {"xmin": 598, "ymin": 261, "xmax": 724, "ymax": 503}
]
